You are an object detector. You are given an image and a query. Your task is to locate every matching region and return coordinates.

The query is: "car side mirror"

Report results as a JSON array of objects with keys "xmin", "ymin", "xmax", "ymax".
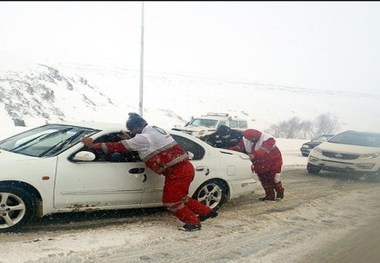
[
  {"xmin": 187, "ymin": 151, "xmax": 195, "ymax": 160},
  {"xmin": 72, "ymin": 151, "xmax": 96, "ymax": 161}
]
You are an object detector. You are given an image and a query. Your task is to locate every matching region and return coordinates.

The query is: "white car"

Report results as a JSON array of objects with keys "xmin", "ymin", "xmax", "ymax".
[
  {"xmin": 0, "ymin": 122, "xmax": 256, "ymax": 232},
  {"xmin": 307, "ymin": 130, "xmax": 380, "ymax": 176},
  {"xmin": 173, "ymin": 112, "xmax": 248, "ymax": 138}
]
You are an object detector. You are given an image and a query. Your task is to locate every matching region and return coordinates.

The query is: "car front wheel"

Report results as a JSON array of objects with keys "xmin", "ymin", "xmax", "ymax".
[
  {"xmin": 0, "ymin": 185, "xmax": 35, "ymax": 233},
  {"xmin": 193, "ymin": 179, "xmax": 229, "ymax": 210}
]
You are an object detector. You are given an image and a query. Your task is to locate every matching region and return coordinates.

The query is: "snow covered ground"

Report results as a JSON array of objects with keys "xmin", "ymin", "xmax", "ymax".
[
  {"xmin": 2, "ymin": 126, "xmax": 379, "ymax": 263},
  {"xmin": 1, "ymin": 168, "xmax": 379, "ymax": 263}
]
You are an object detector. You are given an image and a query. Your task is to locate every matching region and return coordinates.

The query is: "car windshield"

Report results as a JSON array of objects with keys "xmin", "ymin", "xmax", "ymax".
[
  {"xmin": 314, "ymin": 135, "xmax": 333, "ymax": 142},
  {"xmin": 0, "ymin": 124, "xmax": 97, "ymax": 157},
  {"xmin": 328, "ymin": 131, "xmax": 380, "ymax": 147},
  {"xmin": 187, "ymin": 118, "xmax": 219, "ymax": 128}
]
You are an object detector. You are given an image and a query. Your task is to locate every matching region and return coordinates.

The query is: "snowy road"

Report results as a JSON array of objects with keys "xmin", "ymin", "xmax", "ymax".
[{"xmin": 1, "ymin": 169, "xmax": 380, "ymax": 263}]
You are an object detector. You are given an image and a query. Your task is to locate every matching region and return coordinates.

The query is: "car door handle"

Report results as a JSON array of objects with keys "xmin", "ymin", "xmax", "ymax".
[
  {"xmin": 129, "ymin": 168, "xmax": 145, "ymax": 174},
  {"xmin": 196, "ymin": 166, "xmax": 210, "ymax": 176}
]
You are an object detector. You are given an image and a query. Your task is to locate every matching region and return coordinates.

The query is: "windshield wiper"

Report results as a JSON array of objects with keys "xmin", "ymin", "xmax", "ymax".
[
  {"xmin": 10, "ymin": 128, "xmax": 72, "ymax": 153},
  {"xmin": 38, "ymin": 130, "xmax": 86, "ymax": 157}
]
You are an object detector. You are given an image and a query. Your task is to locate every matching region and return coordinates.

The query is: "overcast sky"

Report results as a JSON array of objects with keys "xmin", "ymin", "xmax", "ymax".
[{"xmin": 1, "ymin": 1, "xmax": 380, "ymax": 95}]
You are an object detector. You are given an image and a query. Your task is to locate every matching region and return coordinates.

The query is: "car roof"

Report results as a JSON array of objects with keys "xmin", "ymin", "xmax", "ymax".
[
  {"xmin": 51, "ymin": 121, "xmax": 125, "ymax": 131},
  {"xmin": 49, "ymin": 121, "xmax": 204, "ymax": 140},
  {"xmin": 341, "ymin": 130, "xmax": 380, "ymax": 136}
]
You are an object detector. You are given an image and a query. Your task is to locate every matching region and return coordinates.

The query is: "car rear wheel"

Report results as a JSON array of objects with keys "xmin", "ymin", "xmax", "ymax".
[
  {"xmin": 0, "ymin": 185, "xmax": 36, "ymax": 233},
  {"xmin": 307, "ymin": 163, "xmax": 321, "ymax": 175},
  {"xmin": 193, "ymin": 179, "xmax": 229, "ymax": 210}
]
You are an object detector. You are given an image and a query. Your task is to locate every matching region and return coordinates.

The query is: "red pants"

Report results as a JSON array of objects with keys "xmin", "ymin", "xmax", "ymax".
[
  {"xmin": 257, "ymin": 172, "xmax": 284, "ymax": 199},
  {"xmin": 162, "ymin": 160, "xmax": 211, "ymax": 225}
]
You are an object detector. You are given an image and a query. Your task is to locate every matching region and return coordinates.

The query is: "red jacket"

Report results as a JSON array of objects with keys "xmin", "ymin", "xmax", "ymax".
[
  {"xmin": 229, "ymin": 134, "xmax": 282, "ymax": 174},
  {"xmin": 96, "ymin": 126, "xmax": 189, "ymax": 174}
]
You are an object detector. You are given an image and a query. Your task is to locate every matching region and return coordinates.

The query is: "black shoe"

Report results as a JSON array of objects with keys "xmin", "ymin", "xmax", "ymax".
[
  {"xmin": 258, "ymin": 196, "xmax": 275, "ymax": 201},
  {"xmin": 276, "ymin": 192, "xmax": 284, "ymax": 199},
  {"xmin": 198, "ymin": 210, "xmax": 218, "ymax": 222},
  {"xmin": 178, "ymin": 223, "xmax": 202, "ymax": 232}
]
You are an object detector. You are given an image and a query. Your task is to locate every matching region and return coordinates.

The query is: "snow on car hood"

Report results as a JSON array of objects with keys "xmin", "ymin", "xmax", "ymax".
[{"xmin": 0, "ymin": 149, "xmax": 39, "ymax": 162}]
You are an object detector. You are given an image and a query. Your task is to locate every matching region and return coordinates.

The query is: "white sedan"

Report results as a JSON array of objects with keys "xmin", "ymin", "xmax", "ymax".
[
  {"xmin": 307, "ymin": 130, "xmax": 380, "ymax": 176},
  {"xmin": 0, "ymin": 122, "xmax": 256, "ymax": 232}
]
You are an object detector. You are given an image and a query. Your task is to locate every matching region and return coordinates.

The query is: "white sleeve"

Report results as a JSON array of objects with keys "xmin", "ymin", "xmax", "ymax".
[{"xmin": 122, "ymin": 134, "xmax": 150, "ymax": 151}]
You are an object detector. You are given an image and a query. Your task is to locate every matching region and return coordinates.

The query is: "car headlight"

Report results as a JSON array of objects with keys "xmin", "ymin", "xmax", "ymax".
[
  {"xmin": 313, "ymin": 147, "xmax": 322, "ymax": 154},
  {"xmin": 302, "ymin": 145, "xmax": 310, "ymax": 149},
  {"xmin": 359, "ymin": 152, "xmax": 380, "ymax": 159}
]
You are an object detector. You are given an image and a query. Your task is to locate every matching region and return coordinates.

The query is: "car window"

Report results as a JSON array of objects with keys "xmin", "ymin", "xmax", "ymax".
[
  {"xmin": 219, "ymin": 121, "xmax": 227, "ymax": 127},
  {"xmin": 239, "ymin": 120, "xmax": 248, "ymax": 128},
  {"xmin": 329, "ymin": 132, "xmax": 380, "ymax": 147},
  {"xmin": 189, "ymin": 118, "xmax": 219, "ymax": 128},
  {"xmin": 82, "ymin": 132, "xmax": 141, "ymax": 162},
  {"xmin": 229, "ymin": 120, "xmax": 239, "ymax": 128},
  {"xmin": 172, "ymin": 134, "xmax": 205, "ymax": 160},
  {"xmin": 0, "ymin": 124, "xmax": 95, "ymax": 157}
]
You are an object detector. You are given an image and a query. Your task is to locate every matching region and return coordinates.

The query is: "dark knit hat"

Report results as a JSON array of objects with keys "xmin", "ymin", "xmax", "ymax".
[
  {"xmin": 126, "ymin": 112, "xmax": 147, "ymax": 130},
  {"xmin": 216, "ymin": 125, "xmax": 231, "ymax": 135}
]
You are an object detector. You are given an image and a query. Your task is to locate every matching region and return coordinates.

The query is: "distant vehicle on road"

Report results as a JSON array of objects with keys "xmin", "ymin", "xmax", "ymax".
[
  {"xmin": 300, "ymin": 134, "xmax": 335, "ymax": 157},
  {"xmin": 307, "ymin": 130, "xmax": 380, "ymax": 176},
  {"xmin": 172, "ymin": 112, "xmax": 248, "ymax": 138}
]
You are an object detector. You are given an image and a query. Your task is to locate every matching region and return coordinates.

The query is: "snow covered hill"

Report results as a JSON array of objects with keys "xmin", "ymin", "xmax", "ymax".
[{"xmin": 1, "ymin": 54, "xmax": 379, "ymax": 134}]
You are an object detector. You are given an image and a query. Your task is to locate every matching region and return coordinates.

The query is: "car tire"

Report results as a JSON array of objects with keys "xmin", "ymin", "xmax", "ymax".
[
  {"xmin": 0, "ymin": 185, "xmax": 36, "ymax": 233},
  {"xmin": 193, "ymin": 179, "xmax": 229, "ymax": 210},
  {"xmin": 307, "ymin": 163, "xmax": 321, "ymax": 175}
]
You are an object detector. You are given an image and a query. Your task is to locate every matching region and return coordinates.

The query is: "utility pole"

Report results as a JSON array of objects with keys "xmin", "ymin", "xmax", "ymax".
[{"xmin": 139, "ymin": 1, "xmax": 145, "ymax": 117}]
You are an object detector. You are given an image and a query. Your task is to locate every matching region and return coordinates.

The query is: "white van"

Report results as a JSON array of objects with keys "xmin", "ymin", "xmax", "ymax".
[{"xmin": 173, "ymin": 112, "xmax": 248, "ymax": 138}]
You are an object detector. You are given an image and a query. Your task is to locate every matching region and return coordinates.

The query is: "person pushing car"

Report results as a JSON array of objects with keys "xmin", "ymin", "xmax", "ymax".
[
  {"xmin": 229, "ymin": 129, "xmax": 285, "ymax": 201},
  {"xmin": 81, "ymin": 113, "xmax": 218, "ymax": 231}
]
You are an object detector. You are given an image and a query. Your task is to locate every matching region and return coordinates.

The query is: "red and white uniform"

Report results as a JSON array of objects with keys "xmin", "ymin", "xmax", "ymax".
[
  {"xmin": 230, "ymin": 130, "xmax": 284, "ymax": 199},
  {"xmin": 99, "ymin": 125, "xmax": 211, "ymax": 225}
]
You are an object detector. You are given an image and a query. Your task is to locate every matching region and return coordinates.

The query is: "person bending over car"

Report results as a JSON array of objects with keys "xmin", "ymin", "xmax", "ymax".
[
  {"xmin": 229, "ymin": 129, "xmax": 285, "ymax": 201},
  {"xmin": 200, "ymin": 125, "xmax": 243, "ymax": 149},
  {"xmin": 81, "ymin": 113, "xmax": 217, "ymax": 232}
]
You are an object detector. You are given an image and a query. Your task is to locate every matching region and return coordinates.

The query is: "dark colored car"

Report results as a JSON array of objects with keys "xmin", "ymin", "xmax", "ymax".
[{"xmin": 300, "ymin": 134, "xmax": 335, "ymax": 157}]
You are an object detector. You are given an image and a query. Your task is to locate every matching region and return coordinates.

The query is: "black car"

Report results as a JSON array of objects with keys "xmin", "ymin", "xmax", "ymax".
[{"xmin": 300, "ymin": 134, "xmax": 335, "ymax": 157}]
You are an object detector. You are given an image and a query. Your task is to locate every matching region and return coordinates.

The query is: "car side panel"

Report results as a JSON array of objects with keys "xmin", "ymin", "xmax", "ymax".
[{"xmin": 53, "ymin": 155, "xmax": 145, "ymax": 210}]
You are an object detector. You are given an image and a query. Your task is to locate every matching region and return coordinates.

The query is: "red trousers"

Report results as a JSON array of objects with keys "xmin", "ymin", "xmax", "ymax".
[
  {"xmin": 162, "ymin": 160, "xmax": 211, "ymax": 225},
  {"xmin": 257, "ymin": 171, "xmax": 284, "ymax": 199}
]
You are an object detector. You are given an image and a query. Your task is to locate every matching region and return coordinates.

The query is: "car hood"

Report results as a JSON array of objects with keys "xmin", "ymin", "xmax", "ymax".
[
  {"xmin": 176, "ymin": 125, "xmax": 213, "ymax": 131},
  {"xmin": 317, "ymin": 142, "xmax": 380, "ymax": 154},
  {"xmin": 303, "ymin": 141, "xmax": 322, "ymax": 147},
  {"xmin": 0, "ymin": 149, "xmax": 38, "ymax": 162}
]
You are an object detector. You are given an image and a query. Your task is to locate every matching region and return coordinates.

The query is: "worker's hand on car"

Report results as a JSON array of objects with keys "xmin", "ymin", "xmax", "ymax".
[
  {"xmin": 81, "ymin": 136, "xmax": 95, "ymax": 147},
  {"xmin": 118, "ymin": 131, "xmax": 132, "ymax": 140}
]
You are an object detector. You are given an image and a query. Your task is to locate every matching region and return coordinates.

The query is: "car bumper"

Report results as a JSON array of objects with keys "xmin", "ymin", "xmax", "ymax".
[{"xmin": 308, "ymin": 154, "xmax": 380, "ymax": 174}]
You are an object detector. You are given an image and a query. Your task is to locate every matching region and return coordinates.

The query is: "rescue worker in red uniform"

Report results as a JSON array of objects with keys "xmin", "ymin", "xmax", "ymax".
[
  {"xmin": 81, "ymin": 113, "xmax": 218, "ymax": 231},
  {"xmin": 229, "ymin": 129, "xmax": 285, "ymax": 201}
]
